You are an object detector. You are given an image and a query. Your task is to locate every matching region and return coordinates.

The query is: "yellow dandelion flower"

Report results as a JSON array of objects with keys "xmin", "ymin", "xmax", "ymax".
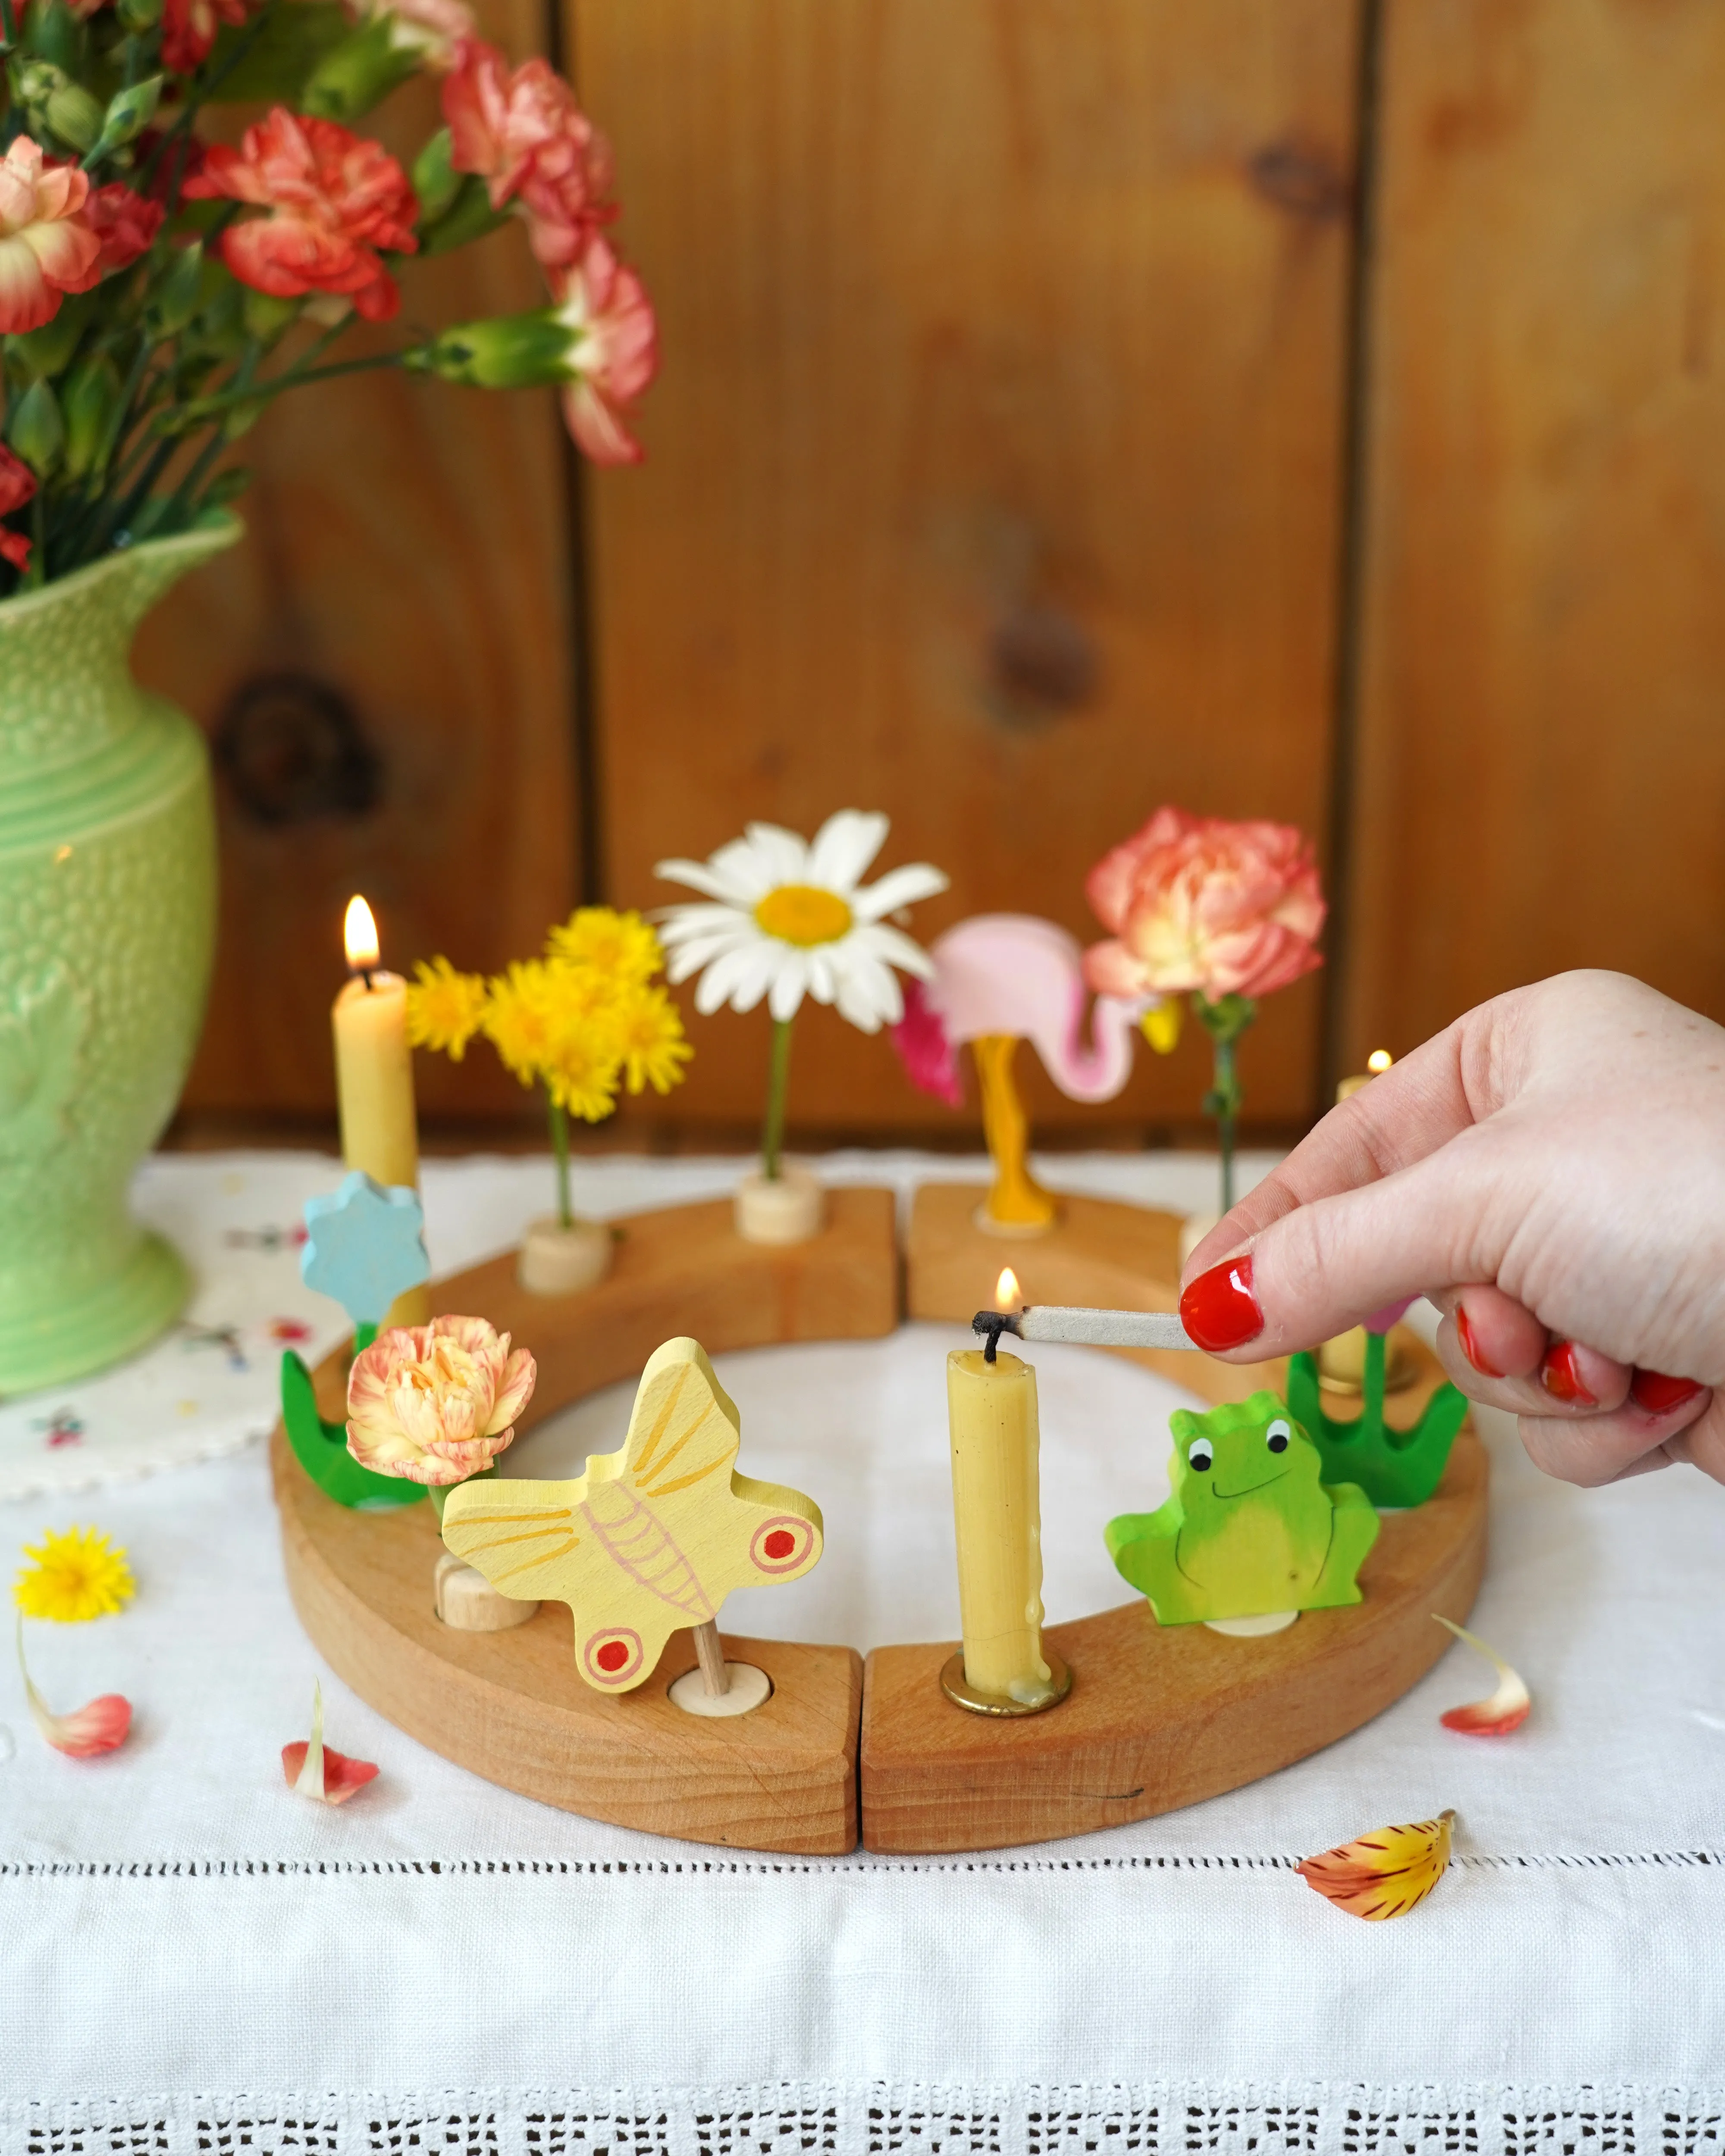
[
  {"xmin": 614, "ymin": 984, "xmax": 693, "ymax": 1097},
  {"xmin": 545, "ymin": 956, "xmax": 630, "ymax": 1029},
  {"xmin": 15, "ymin": 1526, "xmax": 135, "ymax": 1623},
  {"xmin": 482, "ymin": 961, "xmax": 564, "ymax": 1087},
  {"xmin": 547, "ymin": 907, "xmax": 664, "ymax": 987},
  {"xmin": 544, "ymin": 1025, "xmax": 624, "ymax": 1123},
  {"xmin": 405, "ymin": 956, "xmax": 489, "ymax": 1061}
]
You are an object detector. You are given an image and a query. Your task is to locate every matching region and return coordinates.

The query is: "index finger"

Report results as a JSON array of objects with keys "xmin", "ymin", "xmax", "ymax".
[{"xmin": 1185, "ymin": 1019, "xmax": 1481, "ymax": 1281}]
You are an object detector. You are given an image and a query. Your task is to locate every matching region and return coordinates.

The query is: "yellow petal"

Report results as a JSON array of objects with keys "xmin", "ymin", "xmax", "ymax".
[{"xmin": 1298, "ymin": 1808, "xmax": 1455, "ymax": 1921}]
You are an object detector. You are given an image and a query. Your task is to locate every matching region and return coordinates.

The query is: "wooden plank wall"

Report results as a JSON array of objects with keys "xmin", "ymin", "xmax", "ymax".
[
  {"xmin": 577, "ymin": 0, "xmax": 1359, "ymax": 1138},
  {"xmin": 139, "ymin": 0, "xmax": 1725, "ymax": 1144},
  {"xmin": 1337, "ymin": 0, "xmax": 1725, "ymax": 1069}
]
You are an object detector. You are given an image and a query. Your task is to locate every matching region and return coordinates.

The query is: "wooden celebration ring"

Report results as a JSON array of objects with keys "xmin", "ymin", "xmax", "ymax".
[{"xmin": 271, "ymin": 1183, "xmax": 1487, "ymax": 1858}]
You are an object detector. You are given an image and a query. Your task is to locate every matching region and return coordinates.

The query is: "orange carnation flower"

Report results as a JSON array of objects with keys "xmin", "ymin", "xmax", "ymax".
[
  {"xmin": 184, "ymin": 108, "xmax": 418, "ymax": 323},
  {"xmin": 0, "ymin": 139, "xmax": 100, "ymax": 335}
]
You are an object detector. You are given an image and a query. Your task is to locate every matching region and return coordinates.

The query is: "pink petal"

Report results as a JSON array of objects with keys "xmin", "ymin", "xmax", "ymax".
[
  {"xmin": 30, "ymin": 1687, "xmax": 131, "ymax": 1757},
  {"xmin": 1435, "ymin": 1615, "xmax": 1531, "ymax": 1736},
  {"xmin": 1081, "ymin": 937, "xmax": 1151, "ymax": 999},
  {"xmin": 283, "ymin": 1682, "xmax": 379, "ymax": 1803}
]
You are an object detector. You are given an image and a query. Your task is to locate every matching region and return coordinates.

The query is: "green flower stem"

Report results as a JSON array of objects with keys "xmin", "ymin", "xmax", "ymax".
[
  {"xmin": 548, "ymin": 1094, "xmax": 573, "ymax": 1230},
  {"xmin": 761, "ymin": 1015, "xmax": 794, "ymax": 1182},
  {"xmin": 1193, "ymin": 990, "xmax": 1258, "ymax": 1218},
  {"xmin": 354, "ymin": 1322, "xmax": 378, "ymax": 1355},
  {"xmin": 165, "ymin": 348, "xmax": 408, "ymax": 431}
]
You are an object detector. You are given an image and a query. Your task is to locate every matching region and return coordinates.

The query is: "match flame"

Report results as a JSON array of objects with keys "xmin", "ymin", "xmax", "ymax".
[
  {"xmin": 1367, "ymin": 1048, "xmax": 1393, "ymax": 1074},
  {"xmin": 994, "ymin": 1266, "xmax": 1021, "ymax": 1312},
  {"xmin": 344, "ymin": 894, "xmax": 380, "ymax": 973}
]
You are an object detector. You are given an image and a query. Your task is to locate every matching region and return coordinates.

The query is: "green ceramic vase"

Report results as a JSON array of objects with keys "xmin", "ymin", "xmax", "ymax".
[{"xmin": 0, "ymin": 517, "xmax": 238, "ymax": 1395}]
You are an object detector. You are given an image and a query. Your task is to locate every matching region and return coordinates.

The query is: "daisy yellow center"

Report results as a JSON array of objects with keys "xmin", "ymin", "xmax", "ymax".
[{"xmin": 754, "ymin": 884, "xmax": 853, "ymax": 948}]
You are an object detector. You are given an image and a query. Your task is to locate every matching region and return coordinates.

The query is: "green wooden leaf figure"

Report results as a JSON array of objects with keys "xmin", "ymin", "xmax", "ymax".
[
  {"xmin": 280, "ymin": 1347, "xmax": 426, "ymax": 1511},
  {"xmin": 1105, "ymin": 1391, "xmax": 1379, "ymax": 1626},
  {"xmin": 1286, "ymin": 1333, "xmax": 1469, "ymax": 1509}
]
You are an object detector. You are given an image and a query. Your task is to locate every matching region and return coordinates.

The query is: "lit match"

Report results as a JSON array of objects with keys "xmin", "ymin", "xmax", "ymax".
[{"xmin": 972, "ymin": 1298, "xmax": 1198, "ymax": 1361}]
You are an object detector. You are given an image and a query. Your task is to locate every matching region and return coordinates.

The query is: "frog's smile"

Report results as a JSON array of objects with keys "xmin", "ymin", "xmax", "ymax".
[{"xmin": 1212, "ymin": 1467, "xmax": 1292, "ymax": 1500}]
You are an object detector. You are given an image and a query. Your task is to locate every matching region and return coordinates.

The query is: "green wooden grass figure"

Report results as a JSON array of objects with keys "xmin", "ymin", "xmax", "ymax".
[
  {"xmin": 1286, "ymin": 1332, "xmax": 1468, "ymax": 1510},
  {"xmin": 1105, "ymin": 1392, "xmax": 1379, "ymax": 1626}
]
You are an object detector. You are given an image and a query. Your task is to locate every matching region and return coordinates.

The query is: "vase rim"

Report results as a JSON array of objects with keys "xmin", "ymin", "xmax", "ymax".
[{"xmin": 0, "ymin": 512, "xmax": 242, "ymax": 625}]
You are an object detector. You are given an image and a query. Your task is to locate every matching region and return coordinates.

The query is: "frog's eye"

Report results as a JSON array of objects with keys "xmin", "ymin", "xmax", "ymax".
[
  {"xmin": 1266, "ymin": 1418, "xmax": 1291, "ymax": 1454},
  {"xmin": 1187, "ymin": 1438, "xmax": 1214, "ymax": 1472}
]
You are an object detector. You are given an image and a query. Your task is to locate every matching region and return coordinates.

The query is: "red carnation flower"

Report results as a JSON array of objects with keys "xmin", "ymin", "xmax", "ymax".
[
  {"xmin": 79, "ymin": 184, "xmax": 164, "ymax": 279},
  {"xmin": 443, "ymin": 38, "xmax": 614, "ymax": 270},
  {"xmin": 184, "ymin": 107, "xmax": 418, "ymax": 323},
  {"xmin": 0, "ymin": 445, "xmax": 37, "ymax": 574},
  {"xmin": 162, "ymin": 0, "xmax": 249, "ymax": 75}
]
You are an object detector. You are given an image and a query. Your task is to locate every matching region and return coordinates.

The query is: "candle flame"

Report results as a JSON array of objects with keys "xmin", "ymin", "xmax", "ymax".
[
  {"xmin": 994, "ymin": 1266, "xmax": 1021, "ymax": 1312},
  {"xmin": 344, "ymin": 895, "xmax": 380, "ymax": 973},
  {"xmin": 1367, "ymin": 1048, "xmax": 1393, "ymax": 1074}
]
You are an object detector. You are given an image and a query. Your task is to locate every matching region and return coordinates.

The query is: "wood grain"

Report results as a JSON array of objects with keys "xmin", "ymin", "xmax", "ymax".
[
  {"xmin": 1338, "ymin": 0, "xmax": 1725, "ymax": 1063},
  {"xmin": 276, "ymin": 1187, "xmax": 898, "ymax": 1853},
  {"xmin": 860, "ymin": 1429, "xmax": 1485, "ymax": 1855},
  {"xmin": 572, "ymin": 0, "xmax": 1361, "ymax": 1137},
  {"xmin": 137, "ymin": 0, "xmax": 579, "ymax": 1127},
  {"xmin": 276, "ymin": 1181, "xmax": 1481, "ymax": 1855}
]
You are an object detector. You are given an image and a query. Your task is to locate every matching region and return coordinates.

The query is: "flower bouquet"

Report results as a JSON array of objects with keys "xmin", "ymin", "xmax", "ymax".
[
  {"xmin": 0, "ymin": 0, "xmax": 656, "ymax": 1392},
  {"xmin": 406, "ymin": 906, "xmax": 690, "ymax": 1292},
  {"xmin": 0, "ymin": 0, "xmax": 656, "ymax": 586}
]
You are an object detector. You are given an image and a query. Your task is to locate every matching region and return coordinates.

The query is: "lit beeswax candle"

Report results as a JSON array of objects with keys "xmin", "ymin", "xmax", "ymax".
[
  {"xmin": 946, "ymin": 1345, "xmax": 1056, "ymax": 1706},
  {"xmin": 332, "ymin": 895, "xmax": 428, "ymax": 1325}
]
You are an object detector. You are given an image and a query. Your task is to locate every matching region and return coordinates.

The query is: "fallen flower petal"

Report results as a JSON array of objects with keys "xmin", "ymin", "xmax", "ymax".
[
  {"xmin": 16, "ymin": 1618, "xmax": 129, "ymax": 1757},
  {"xmin": 1298, "ymin": 1809, "xmax": 1455, "ymax": 1921},
  {"xmin": 282, "ymin": 1679, "xmax": 378, "ymax": 1805},
  {"xmin": 1434, "ymin": 1613, "xmax": 1531, "ymax": 1735}
]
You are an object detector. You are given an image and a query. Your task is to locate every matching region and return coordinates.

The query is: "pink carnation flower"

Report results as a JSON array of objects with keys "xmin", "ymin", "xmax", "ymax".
[
  {"xmin": 346, "ymin": 1314, "xmax": 536, "ymax": 1486},
  {"xmin": 443, "ymin": 38, "xmax": 615, "ymax": 269},
  {"xmin": 547, "ymin": 238, "xmax": 657, "ymax": 465},
  {"xmin": 1083, "ymin": 805, "xmax": 1326, "ymax": 1004},
  {"xmin": 0, "ymin": 139, "xmax": 100, "ymax": 336}
]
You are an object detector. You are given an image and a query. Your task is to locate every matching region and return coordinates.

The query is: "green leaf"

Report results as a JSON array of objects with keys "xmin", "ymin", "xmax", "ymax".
[
  {"xmin": 116, "ymin": 0, "xmax": 163, "ymax": 34},
  {"xmin": 203, "ymin": 0, "xmax": 351, "ymax": 103},
  {"xmin": 411, "ymin": 126, "xmax": 460, "ymax": 223},
  {"xmin": 61, "ymin": 353, "xmax": 122, "ymax": 478},
  {"xmin": 21, "ymin": 0, "xmax": 80, "ymax": 70},
  {"xmin": 147, "ymin": 238, "xmax": 205, "ymax": 335},
  {"xmin": 300, "ymin": 12, "xmax": 417, "ymax": 121},
  {"xmin": 3, "ymin": 293, "xmax": 93, "ymax": 382},
  {"xmin": 417, "ymin": 173, "xmax": 511, "ymax": 257},
  {"xmin": 241, "ymin": 287, "xmax": 301, "ymax": 343},
  {"xmin": 7, "ymin": 377, "xmax": 66, "ymax": 476}
]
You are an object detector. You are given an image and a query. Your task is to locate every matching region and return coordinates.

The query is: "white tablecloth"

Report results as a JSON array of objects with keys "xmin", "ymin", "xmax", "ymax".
[{"xmin": 3, "ymin": 1150, "xmax": 1723, "ymax": 2145}]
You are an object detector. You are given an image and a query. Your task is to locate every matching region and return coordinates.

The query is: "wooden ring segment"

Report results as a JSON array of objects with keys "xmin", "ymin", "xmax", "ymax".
[{"xmin": 272, "ymin": 1183, "xmax": 1487, "ymax": 1858}]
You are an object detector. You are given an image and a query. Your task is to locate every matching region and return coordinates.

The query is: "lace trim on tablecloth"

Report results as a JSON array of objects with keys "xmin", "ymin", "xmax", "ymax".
[
  {"xmin": 0, "ymin": 1850, "xmax": 1721, "ymax": 1880},
  {"xmin": 4, "ymin": 2085, "xmax": 1722, "ymax": 2156}
]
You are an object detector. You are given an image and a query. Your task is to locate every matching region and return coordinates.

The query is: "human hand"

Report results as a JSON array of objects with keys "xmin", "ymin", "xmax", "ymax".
[{"xmin": 1178, "ymin": 971, "xmax": 1725, "ymax": 1486}]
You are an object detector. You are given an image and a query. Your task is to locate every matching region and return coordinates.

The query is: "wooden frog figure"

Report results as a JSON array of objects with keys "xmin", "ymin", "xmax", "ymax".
[{"xmin": 1105, "ymin": 1391, "xmax": 1379, "ymax": 1626}]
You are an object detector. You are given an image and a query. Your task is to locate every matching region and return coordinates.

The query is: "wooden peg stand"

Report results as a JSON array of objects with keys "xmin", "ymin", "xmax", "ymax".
[{"xmin": 272, "ymin": 1182, "xmax": 1487, "ymax": 1859}]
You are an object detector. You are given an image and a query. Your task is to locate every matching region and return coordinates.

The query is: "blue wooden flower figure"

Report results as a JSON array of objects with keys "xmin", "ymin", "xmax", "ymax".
[
  {"xmin": 301, "ymin": 1172, "xmax": 429, "ymax": 1328},
  {"xmin": 283, "ymin": 1172, "xmax": 432, "ymax": 1511}
]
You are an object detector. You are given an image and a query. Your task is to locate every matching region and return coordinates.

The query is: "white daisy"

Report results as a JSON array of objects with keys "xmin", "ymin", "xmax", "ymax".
[{"xmin": 655, "ymin": 809, "xmax": 949, "ymax": 1032}]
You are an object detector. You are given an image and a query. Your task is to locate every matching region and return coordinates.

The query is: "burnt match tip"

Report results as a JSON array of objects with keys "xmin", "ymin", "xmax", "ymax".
[{"xmin": 970, "ymin": 1309, "xmax": 1022, "ymax": 1364}]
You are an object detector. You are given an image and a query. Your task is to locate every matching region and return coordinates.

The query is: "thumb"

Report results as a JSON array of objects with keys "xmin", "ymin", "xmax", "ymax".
[{"xmin": 1179, "ymin": 1144, "xmax": 1501, "ymax": 1357}]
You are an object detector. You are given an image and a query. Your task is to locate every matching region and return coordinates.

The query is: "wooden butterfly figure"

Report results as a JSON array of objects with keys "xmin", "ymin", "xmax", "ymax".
[{"xmin": 440, "ymin": 1335, "xmax": 824, "ymax": 1692}]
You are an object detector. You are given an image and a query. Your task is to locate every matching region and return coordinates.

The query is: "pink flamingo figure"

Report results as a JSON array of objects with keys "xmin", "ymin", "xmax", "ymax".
[{"xmin": 891, "ymin": 914, "xmax": 1163, "ymax": 1231}]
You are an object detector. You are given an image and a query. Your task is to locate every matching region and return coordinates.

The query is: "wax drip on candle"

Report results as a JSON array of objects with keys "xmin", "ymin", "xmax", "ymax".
[{"xmin": 344, "ymin": 894, "xmax": 381, "ymax": 991}]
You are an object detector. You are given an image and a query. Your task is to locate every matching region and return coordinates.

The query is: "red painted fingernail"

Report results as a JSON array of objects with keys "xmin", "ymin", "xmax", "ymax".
[
  {"xmin": 1455, "ymin": 1306, "xmax": 1501, "ymax": 1379},
  {"xmin": 1180, "ymin": 1254, "xmax": 1263, "ymax": 1352},
  {"xmin": 1540, "ymin": 1341, "xmax": 1597, "ymax": 1407},
  {"xmin": 1630, "ymin": 1367, "xmax": 1704, "ymax": 1415}
]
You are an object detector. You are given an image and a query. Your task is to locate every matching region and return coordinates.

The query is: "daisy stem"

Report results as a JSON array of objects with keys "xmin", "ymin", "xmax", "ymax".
[
  {"xmin": 548, "ymin": 1095, "xmax": 573, "ymax": 1229},
  {"xmin": 761, "ymin": 1016, "xmax": 795, "ymax": 1182}
]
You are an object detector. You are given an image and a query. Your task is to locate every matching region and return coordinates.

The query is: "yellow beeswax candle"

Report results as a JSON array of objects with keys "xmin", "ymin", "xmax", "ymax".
[
  {"xmin": 333, "ymin": 896, "xmax": 428, "ymax": 1325},
  {"xmin": 946, "ymin": 1345, "xmax": 1056, "ymax": 1706}
]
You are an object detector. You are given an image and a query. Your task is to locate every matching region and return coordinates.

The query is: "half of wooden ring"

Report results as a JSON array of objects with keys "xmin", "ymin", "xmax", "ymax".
[{"xmin": 272, "ymin": 1184, "xmax": 1486, "ymax": 1858}]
